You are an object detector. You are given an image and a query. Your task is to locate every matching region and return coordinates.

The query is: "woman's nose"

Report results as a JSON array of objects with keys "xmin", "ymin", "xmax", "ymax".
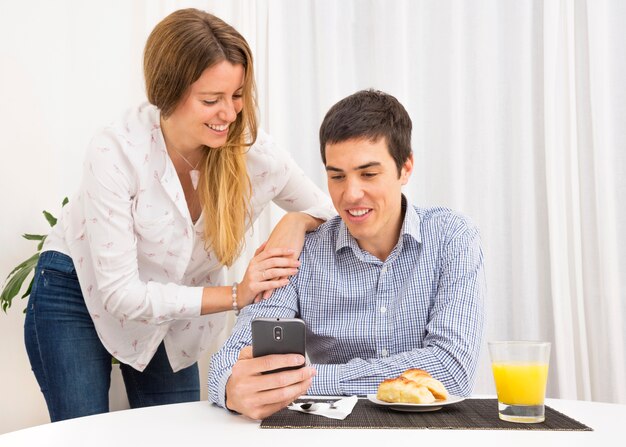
[{"xmin": 219, "ymin": 100, "xmax": 238, "ymax": 122}]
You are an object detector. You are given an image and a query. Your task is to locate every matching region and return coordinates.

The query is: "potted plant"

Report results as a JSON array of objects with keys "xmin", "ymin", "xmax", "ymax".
[{"xmin": 1, "ymin": 198, "xmax": 68, "ymax": 313}]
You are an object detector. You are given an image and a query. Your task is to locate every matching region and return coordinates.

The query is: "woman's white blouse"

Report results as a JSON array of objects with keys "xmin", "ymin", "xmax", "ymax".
[{"xmin": 43, "ymin": 103, "xmax": 335, "ymax": 372}]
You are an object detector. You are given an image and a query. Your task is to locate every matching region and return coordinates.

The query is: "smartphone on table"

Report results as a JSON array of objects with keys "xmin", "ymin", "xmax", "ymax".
[{"xmin": 251, "ymin": 317, "xmax": 306, "ymax": 374}]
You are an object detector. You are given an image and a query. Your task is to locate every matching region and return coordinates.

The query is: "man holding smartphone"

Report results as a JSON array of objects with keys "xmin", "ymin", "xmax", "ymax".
[{"xmin": 209, "ymin": 90, "xmax": 485, "ymax": 419}]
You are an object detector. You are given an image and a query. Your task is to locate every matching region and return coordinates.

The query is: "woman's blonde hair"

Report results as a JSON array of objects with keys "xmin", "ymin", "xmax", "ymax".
[{"xmin": 144, "ymin": 8, "xmax": 257, "ymax": 266}]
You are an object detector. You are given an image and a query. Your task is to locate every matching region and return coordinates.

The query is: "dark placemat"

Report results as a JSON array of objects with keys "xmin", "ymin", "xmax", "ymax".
[{"xmin": 260, "ymin": 398, "xmax": 592, "ymax": 431}]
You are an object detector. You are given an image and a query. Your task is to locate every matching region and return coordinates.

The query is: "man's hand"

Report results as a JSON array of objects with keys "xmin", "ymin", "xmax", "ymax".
[{"xmin": 225, "ymin": 346, "xmax": 316, "ymax": 420}]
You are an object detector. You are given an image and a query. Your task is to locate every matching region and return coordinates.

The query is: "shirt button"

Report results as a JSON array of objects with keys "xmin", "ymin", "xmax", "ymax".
[
  {"xmin": 381, "ymin": 349, "xmax": 389, "ymax": 357},
  {"xmin": 380, "ymin": 306, "xmax": 387, "ymax": 313},
  {"xmin": 381, "ymin": 266, "xmax": 388, "ymax": 274}
]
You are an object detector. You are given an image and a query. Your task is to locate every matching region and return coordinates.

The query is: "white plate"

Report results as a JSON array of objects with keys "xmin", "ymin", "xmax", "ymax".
[{"xmin": 366, "ymin": 394, "xmax": 465, "ymax": 412}]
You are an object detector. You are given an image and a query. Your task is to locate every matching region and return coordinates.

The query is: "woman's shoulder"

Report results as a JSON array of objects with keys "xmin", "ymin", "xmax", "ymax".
[
  {"xmin": 81, "ymin": 103, "xmax": 166, "ymax": 190},
  {"xmin": 91, "ymin": 103, "xmax": 160, "ymax": 151},
  {"xmin": 248, "ymin": 128, "xmax": 275, "ymax": 156},
  {"xmin": 246, "ymin": 129, "xmax": 284, "ymax": 175}
]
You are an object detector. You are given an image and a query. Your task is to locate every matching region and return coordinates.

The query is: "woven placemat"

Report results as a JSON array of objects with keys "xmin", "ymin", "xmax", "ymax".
[{"xmin": 260, "ymin": 398, "xmax": 592, "ymax": 431}]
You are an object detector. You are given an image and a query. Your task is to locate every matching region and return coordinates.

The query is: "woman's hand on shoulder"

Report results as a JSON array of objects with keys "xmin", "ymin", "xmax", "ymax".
[
  {"xmin": 237, "ymin": 243, "xmax": 301, "ymax": 307},
  {"xmin": 256, "ymin": 212, "xmax": 323, "ymax": 299},
  {"xmin": 238, "ymin": 212, "xmax": 323, "ymax": 305},
  {"xmin": 265, "ymin": 212, "xmax": 323, "ymax": 256}
]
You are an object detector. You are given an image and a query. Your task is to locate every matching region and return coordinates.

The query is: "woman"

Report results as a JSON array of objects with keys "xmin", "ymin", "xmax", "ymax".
[{"xmin": 24, "ymin": 8, "xmax": 334, "ymax": 422}]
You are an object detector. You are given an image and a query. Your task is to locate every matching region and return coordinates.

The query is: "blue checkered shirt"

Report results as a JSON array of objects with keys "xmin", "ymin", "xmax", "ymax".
[{"xmin": 208, "ymin": 200, "xmax": 485, "ymax": 407}]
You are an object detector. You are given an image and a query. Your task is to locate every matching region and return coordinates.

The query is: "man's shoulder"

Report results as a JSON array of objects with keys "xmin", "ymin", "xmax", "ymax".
[
  {"xmin": 304, "ymin": 215, "xmax": 343, "ymax": 241},
  {"xmin": 414, "ymin": 205, "xmax": 479, "ymax": 240},
  {"xmin": 301, "ymin": 215, "xmax": 343, "ymax": 255}
]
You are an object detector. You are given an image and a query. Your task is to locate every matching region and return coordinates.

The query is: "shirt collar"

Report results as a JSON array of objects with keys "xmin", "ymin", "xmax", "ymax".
[{"xmin": 335, "ymin": 195, "xmax": 422, "ymax": 256}]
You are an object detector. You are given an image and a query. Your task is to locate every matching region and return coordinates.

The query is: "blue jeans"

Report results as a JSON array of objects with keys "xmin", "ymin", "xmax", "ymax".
[{"xmin": 24, "ymin": 251, "xmax": 200, "ymax": 422}]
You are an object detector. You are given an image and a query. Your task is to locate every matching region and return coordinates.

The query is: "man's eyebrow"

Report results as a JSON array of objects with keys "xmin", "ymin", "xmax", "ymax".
[
  {"xmin": 325, "ymin": 161, "xmax": 382, "ymax": 172},
  {"xmin": 355, "ymin": 162, "xmax": 381, "ymax": 170}
]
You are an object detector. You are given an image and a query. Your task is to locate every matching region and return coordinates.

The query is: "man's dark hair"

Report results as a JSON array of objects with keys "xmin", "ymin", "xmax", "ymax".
[{"xmin": 319, "ymin": 89, "xmax": 412, "ymax": 175}]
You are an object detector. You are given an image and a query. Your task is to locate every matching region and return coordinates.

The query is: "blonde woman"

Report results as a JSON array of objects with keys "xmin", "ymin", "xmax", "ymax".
[{"xmin": 23, "ymin": 8, "xmax": 334, "ymax": 422}]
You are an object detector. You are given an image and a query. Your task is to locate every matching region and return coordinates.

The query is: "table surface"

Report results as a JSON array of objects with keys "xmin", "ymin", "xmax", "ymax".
[{"xmin": 1, "ymin": 397, "xmax": 624, "ymax": 447}]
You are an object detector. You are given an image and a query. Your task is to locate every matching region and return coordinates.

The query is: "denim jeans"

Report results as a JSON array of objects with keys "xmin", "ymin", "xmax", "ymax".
[{"xmin": 24, "ymin": 251, "xmax": 200, "ymax": 422}]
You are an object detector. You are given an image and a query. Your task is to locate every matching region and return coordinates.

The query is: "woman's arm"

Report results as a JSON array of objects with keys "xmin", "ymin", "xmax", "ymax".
[
  {"xmin": 249, "ymin": 131, "xmax": 335, "ymax": 287},
  {"xmin": 264, "ymin": 212, "xmax": 324, "ymax": 257},
  {"xmin": 250, "ymin": 131, "xmax": 336, "ymax": 224},
  {"xmin": 200, "ymin": 246, "xmax": 299, "ymax": 314}
]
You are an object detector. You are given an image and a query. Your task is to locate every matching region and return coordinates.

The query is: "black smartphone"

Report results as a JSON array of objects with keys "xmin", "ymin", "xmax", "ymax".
[{"xmin": 251, "ymin": 317, "xmax": 306, "ymax": 374}]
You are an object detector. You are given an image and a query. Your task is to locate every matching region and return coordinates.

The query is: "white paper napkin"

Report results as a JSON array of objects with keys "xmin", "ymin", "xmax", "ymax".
[{"xmin": 287, "ymin": 396, "xmax": 358, "ymax": 420}]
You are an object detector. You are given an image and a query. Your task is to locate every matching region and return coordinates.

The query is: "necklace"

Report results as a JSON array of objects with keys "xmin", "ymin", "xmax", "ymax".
[{"xmin": 171, "ymin": 147, "xmax": 201, "ymax": 190}]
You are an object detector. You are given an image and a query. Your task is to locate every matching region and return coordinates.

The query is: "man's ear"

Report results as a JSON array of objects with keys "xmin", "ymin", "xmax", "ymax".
[{"xmin": 400, "ymin": 153, "xmax": 414, "ymax": 185}]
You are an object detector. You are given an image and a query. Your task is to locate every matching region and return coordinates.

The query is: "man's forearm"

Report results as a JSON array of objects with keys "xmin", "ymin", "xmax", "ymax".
[{"xmin": 309, "ymin": 343, "xmax": 477, "ymax": 397}]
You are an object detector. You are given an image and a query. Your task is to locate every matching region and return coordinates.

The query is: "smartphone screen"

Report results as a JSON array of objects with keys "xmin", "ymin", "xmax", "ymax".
[{"xmin": 251, "ymin": 317, "xmax": 306, "ymax": 374}]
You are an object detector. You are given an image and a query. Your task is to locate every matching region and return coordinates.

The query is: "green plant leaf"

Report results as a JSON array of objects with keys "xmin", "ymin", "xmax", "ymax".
[
  {"xmin": 37, "ymin": 235, "xmax": 48, "ymax": 251},
  {"xmin": 22, "ymin": 233, "xmax": 45, "ymax": 241},
  {"xmin": 4, "ymin": 253, "xmax": 40, "ymax": 279},
  {"xmin": 21, "ymin": 278, "xmax": 33, "ymax": 298},
  {"xmin": 2, "ymin": 197, "xmax": 69, "ymax": 315},
  {"xmin": 43, "ymin": 211, "xmax": 57, "ymax": 227},
  {"xmin": 1, "ymin": 253, "xmax": 39, "ymax": 313},
  {"xmin": 20, "ymin": 279, "xmax": 33, "ymax": 312}
]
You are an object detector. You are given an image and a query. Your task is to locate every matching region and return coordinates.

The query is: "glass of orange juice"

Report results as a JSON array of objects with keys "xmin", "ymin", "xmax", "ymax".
[{"xmin": 488, "ymin": 341, "xmax": 550, "ymax": 423}]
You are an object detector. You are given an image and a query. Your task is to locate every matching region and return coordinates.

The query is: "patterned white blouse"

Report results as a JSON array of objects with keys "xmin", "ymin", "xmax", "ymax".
[{"xmin": 44, "ymin": 103, "xmax": 335, "ymax": 372}]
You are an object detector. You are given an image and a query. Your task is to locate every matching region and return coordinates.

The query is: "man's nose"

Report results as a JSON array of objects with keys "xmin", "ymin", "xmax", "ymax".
[{"xmin": 344, "ymin": 179, "xmax": 365, "ymax": 202}]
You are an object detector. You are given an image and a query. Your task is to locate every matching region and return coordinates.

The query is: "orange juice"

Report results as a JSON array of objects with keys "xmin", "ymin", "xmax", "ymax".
[{"xmin": 491, "ymin": 362, "xmax": 549, "ymax": 405}]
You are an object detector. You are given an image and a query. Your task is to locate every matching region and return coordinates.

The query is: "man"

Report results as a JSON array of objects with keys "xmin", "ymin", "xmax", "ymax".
[{"xmin": 208, "ymin": 90, "xmax": 485, "ymax": 419}]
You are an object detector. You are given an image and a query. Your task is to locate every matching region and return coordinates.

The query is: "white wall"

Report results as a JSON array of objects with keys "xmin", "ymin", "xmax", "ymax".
[
  {"xmin": 0, "ymin": 1, "xmax": 161, "ymax": 434},
  {"xmin": 0, "ymin": 1, "xmax": 274, "ymax": 434}
]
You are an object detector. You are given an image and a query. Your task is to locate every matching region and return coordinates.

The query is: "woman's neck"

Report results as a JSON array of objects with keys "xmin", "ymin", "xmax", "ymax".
[{"xmin": 160, "ymin": 116, "xmax": 203, "ymax": 163}]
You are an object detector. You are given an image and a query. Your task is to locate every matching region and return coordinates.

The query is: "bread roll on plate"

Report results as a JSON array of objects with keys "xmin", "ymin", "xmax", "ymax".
[
  {"xmin": 400, "ymin": 368, "xmax": 432, "ymax": 380},
  {"xmin": 376, "ymin": 368, "xmax": 450, "ymax": 404},
  {"xmin": 405, "ymin": 376, "xmax": 449, "ymax": 400},
  {"xmin": 376, "ymin": 376, "xmax": 436, "ymax": 404}
]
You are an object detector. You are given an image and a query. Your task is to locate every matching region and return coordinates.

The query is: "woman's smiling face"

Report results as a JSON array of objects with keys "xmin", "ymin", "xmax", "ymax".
[{"xmin": 164, "ymin": 60, "xmax": 245, "ymax": 152}]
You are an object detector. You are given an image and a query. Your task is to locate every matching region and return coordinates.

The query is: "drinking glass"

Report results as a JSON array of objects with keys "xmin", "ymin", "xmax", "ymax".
[{"xmin": 488, "ymin": 341, "xmax": 550, "ymax": 423}]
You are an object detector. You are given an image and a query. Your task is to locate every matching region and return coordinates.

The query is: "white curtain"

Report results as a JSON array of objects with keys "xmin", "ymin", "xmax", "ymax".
[
  {"xmin": 1, "ymin": 2, "xmax": 624, "ymax": 433},
  {"xmin": 216, "ymin": 0, "xmax": 626, "ymax": 403},
  {"xmin": 540, "ymin": 0, "xmax": 626, "ymax": 402}
]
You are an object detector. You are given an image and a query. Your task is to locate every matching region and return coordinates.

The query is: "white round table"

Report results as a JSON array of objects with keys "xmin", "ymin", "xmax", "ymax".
[{"xmin": 0, "ymin": 397, "xmax": 623, "ymax": 446}]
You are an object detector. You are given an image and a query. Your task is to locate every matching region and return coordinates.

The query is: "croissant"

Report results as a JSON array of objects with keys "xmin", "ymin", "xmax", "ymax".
[
  {"xmin": 376, "ymin": 369, "xmax": 449, "ymax": 403},
  {"xmin": 403, "ymin": 375, "xmax": 449, "ymax": 400},
  {"xmin": 376, "ymin": 376, "xmax": 436, "ymax": 404},
  {"xmin": 400, "ymin": 368, "xmax": 432, "ymax": 380}
]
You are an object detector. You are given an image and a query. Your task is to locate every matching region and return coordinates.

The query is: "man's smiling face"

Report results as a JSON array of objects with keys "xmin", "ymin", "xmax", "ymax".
[{"xmin": 325, "ymin": 137, "xmax": 413, "ymax": 260}]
